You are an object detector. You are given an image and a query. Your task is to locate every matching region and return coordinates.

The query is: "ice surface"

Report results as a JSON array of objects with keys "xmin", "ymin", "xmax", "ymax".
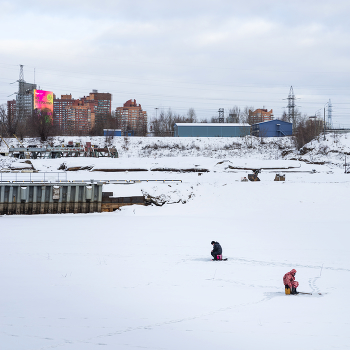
[{"xmin": 0, "ymin": 135, "xmax": 350, "ymax": 349}]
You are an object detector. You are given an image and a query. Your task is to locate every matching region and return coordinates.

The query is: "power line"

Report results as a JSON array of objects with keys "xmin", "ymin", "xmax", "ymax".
[{"xmin": 2, "ymin": 61, "xmax": 350, "ymax": 91}]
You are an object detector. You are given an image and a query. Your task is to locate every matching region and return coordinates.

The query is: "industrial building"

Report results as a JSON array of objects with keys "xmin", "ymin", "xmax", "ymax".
[
  {"xmin": 251, "ymin": 119, "xmax": 292, "ymax": 137},
  {"xmin": 17, "ymin": 82, "xmax": 37, "ymax": 117},
  {"xmin": 174, "ymin": 123, "xmax": 251, "ymax": 137},
  {"xmin": 8, "ymin": 83, "xmax": 37, "ymax": 119},
  {"xmin": 6, "ymin": 66, "xmax": 37, "ymax": 122}
]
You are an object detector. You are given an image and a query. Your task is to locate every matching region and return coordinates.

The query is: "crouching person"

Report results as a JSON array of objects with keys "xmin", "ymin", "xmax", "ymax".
[
  {"xmin": 211, "ymin": 241, "xmax": 222, "ymax": 260},
  {"xmin": 283, "ymin": 269, "xmax": 299, "ymax": 294}
]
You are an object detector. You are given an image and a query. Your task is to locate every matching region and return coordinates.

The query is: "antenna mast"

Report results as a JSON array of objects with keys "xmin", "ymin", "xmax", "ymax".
[
  {"xmin": 17, "ymin": 65, "xmax": 26, "ymax": 122},
  {"xmin": 287, "ymin": 86, "xmax": 296, "ymax": 124},
  {"xmin": 218, "ymin": 108, "xmax": 224, "ymax": 123}
]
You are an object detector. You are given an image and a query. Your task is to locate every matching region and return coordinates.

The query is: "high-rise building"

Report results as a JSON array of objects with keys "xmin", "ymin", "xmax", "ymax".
[
  {"xmin": 116, "ymin": 99, "xmax": 147, "ymax": 136},
  {"xmin": 84, "ymin": 91, "xmax": 111, "ymax": 114},
  {"xmin": 7, "ymin": 100, "xmax": 16, "ymax": 119},
  {"xmin": 52, "ymin": 91, "xmax": 112, "ymax": 134},
  {"xmin": 53, "ymin": 94, "xmax": 75, "ymax": 133},
  {"xmin": 65, "ymin": 100, "xmax": 95, "ymax": 134},
  {"xmin": 83, "ymin": 91, "xmax": 112, "ymax": 124},
  {"xmin": 248, "ymin": 109, "xmax": 274, "ymax": 124},
  {"xmin": 17, "ymin": 82, "xmax": 37, "ymax": 118}
]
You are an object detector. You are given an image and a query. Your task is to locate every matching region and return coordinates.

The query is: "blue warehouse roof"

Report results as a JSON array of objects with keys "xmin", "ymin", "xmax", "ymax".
[
  {"xmin": 175, "ymin": 123, "xmax": 250, "ymax": 127},
  {"xmin": 252, "ymin": 120, "xmax": 292, "ymax": 126},
  {"xmin": 174, "ymin": 123, "xmax": 251, "ymax": 137}
]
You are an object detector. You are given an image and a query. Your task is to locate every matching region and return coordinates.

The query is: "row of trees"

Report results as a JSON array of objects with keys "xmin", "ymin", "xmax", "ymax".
[
  {"xmin": 149, "ymin": 108, "xmax": 197, "ymax": 136},
  {"xmin": 0, "ymin": 106, "xmax": 61, "ymax": 142},
  {"xmin": 280, "ymin": 109, "xmax": 325, "ymax": 149}
]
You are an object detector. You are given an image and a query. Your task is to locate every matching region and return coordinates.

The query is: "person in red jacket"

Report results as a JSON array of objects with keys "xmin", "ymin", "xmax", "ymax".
[{"xmin": 283, "ymin": 269, "xmax": 299, "ymax": 294}]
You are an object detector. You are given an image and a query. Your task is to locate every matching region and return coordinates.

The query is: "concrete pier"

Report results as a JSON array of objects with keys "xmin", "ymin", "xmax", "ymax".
[{"xmin": 0, "ymin": 182, "xmax": 103, "ymax": 215}]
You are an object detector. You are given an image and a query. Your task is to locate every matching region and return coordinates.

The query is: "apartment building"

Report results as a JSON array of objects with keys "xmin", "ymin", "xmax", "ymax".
[
  {"xmin": 84, "ymin": 91, "xmax": 111, "ymax": 113},
  {"xmin": 53, "ymin": 94, "xmax": 75, "ymax": 132},
  {"xmin": 248, "ymin": 109, "xmax": 274, "ymax": 124},
  {"xmin": 7, "ymin": 100, "xmax": 16, "ymax": 119},
  {"xmin": 65, "ymin": 100, "xmax": 95, "ymax": 134},
  {"xmin": 53, "ymin": 91, "xmax": 111, "ymax": 133},
  {"xmin": 116, "ymin": 99, "xmax": 147, "ymax": 136},
  {"xmin": 83, "ymin": 90, "xmax": 112, "ymax": 125}
]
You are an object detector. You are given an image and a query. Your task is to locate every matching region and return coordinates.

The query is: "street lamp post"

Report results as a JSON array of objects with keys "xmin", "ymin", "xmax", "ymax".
[
  {"xmin": 151, "ymin": 108, "xmax": 159, "ymax": 136},
  {"xmin": 310, "ymin": 109, "xmax": 320, "ymax": 139},
  {"xmin": 313, "ymin": 108, "xmax": 322, "ymax": 138},
  {"xmin": 323, "ymin": 102, "xmax": 329, "ymax": 141}
]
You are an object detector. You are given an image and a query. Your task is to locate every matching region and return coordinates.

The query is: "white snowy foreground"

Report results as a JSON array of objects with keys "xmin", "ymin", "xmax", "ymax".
[{"xmin": 1, "ymin": 155, "xmax": 350, "ymax": 349}]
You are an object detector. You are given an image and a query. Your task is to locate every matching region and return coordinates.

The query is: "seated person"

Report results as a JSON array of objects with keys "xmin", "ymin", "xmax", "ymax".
[
  {"xmin": 211, "ymin": 241, "xmax": 222, "ymax": 260},
  {"xmin": 283, "ymin": 269, "xmax": 299, "ymax": 294}
]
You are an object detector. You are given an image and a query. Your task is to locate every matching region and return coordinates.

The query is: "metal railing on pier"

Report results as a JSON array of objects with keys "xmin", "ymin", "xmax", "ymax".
[{"xmin": 0, "ymin": 172, "xmax": 67, "ymax": 183}]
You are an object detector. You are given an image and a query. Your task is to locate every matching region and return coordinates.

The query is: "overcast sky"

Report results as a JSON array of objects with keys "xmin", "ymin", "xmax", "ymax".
[{"xmin": 1, "ymin": 0, "xmax": 350, "ymax": 125}]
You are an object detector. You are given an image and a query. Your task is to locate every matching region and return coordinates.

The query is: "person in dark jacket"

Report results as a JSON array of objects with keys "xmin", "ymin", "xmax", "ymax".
[{"xmin": 211, "ymin": 241, "xmax": 222, "ymax": 260}]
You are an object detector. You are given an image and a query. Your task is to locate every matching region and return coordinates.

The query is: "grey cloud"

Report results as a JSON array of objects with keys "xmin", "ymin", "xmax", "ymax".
[{"xmin": 1, "ymin": 0, "xmax": 350, "ymax": 124}]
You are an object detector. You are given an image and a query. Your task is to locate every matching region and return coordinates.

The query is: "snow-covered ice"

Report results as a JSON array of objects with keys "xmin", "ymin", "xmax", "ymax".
[{"xmin": 1, "ymin": 135, "xmax": 350, "ymax": 349}]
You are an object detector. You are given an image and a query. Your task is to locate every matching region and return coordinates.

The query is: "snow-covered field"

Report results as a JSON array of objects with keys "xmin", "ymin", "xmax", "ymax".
[{"xmin": 1, "ymin": 135, "xmax": 350, "ymax": 349}]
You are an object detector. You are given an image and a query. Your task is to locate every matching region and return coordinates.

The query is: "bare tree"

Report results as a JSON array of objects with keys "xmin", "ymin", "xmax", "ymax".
[
  {"xmin": 210, "ymin": 116, "xmax": 220, "ymax": 123},
  {"xmin": 2, "ymin": 103, "xmax": 20, "ymax": 136},
  {"xmin": 294, "ymin": 114, "xmax": 323, "ymax": 149},
  {"xmin": 227, "ymin": 106, "xmax": 241, "ymax": 123},
  {"xmin": 281, "ymin": 108, "xmax": 302, "ymax": 130},
  {"xmin": 28, "ymin": 108, "xmax": 54, "ymax": 141},
  {"xmin": 135, "ymin": 114, "xmax": 147, "ymax": 136},
  {"xmin": 0, "ymin": 104, "xmax": 6, "ymax": 139},
  {"xmin": 241, "ymin": 106, "xmax": 255, "ymax": 125},
  {"xmin": 281, "ymin": 110, "xmax": 289, "ymax": 122},
  {"xmin": 187, "ymin": 108, "xmax": 197, "ymax": 123},
  {"xmin": 88, "ymin": 112, "xmax": 120, "ymax": 136},
  {"xmin": 150, "ymin": 108, "xmax": 198, "ymax": 136},
  {"xmin": 150, "ymin": 113, "xmax": 162, "ymax": 136}
]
